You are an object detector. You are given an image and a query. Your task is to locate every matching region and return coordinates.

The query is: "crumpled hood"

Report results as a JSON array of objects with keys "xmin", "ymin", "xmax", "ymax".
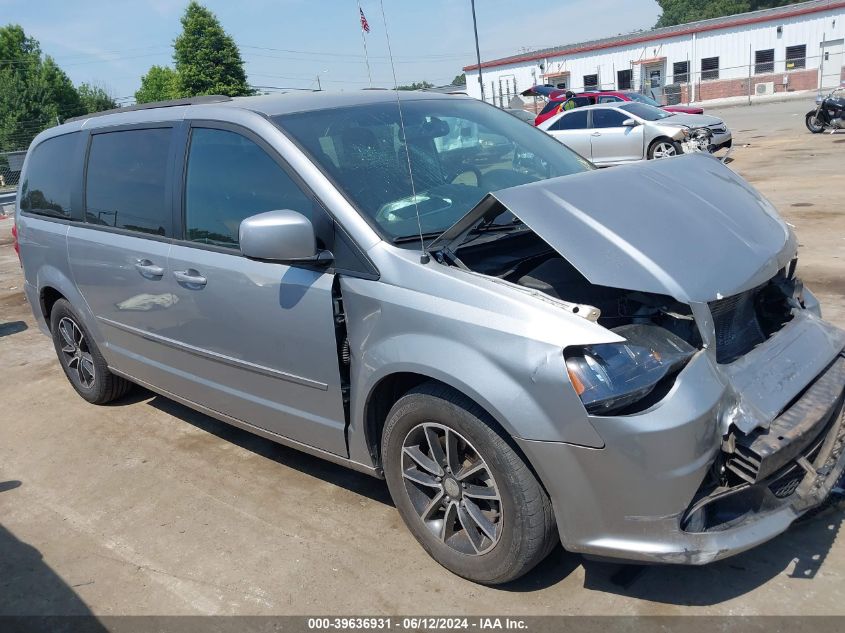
[{"xmin": 438, "ymin": 153, "xmax": 796, "ymax": 304}]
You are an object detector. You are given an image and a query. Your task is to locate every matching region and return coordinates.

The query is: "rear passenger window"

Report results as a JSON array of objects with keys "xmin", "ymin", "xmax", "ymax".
[
  {"xmin": 85, "ymin": 128, "xmax": 172, "ymax": 236},
  {"xmin": 184, "ymin": 127, "xmax": 312, "ymax": 249},
  {"xmin": 549, "ymin": 110, "xmax": 588, "ymax": 131},
  {"xmin": 20, "ymin": 133, "xmax": 79, "ymax": 219}
]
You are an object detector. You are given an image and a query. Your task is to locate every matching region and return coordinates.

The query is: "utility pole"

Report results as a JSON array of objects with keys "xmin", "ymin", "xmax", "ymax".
[{"xmin": 470, "ymin": 0, "xmax": 485, "ymax": 102}]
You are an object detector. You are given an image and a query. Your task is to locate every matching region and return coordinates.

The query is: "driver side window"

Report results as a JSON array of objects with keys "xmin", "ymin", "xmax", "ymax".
[{"xmin": 184, "ymin": 127, "xmax": 312, "ymax": 248}]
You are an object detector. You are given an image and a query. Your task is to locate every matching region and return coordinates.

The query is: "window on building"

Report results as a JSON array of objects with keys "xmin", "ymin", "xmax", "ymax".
[
  {"xmin": 549, "ymin": 109, "xmax": 588, "ymax": 131},
  {"xmin": 701, "ymin": 57, "xmax": 719, "ymax": 81},
  {"xmin": 673, "ymin": 61, "xmax": 689, "ymax": 83},
  {"xmin": 785, "ymin": 44, "xmax": 806, "ymax": 70},
  {"xmin": 583, "ymin": 74, "xmax": 598, "ymax": 89},
  {"xmin": 617, "ymin": 69, "xmax": 632, "ymax": 90},
  {"xmin": 184, "ymin": 128, "xmax": 312, "ymax": 249},
  {"xmin": 755, "ymin": 49, "xmax": 775, "ymax": 74},
  {"xmin": 85, "ymin": 128, "xmax": 172, "ymax": 236},
  {"xmin": 20, "ymin": 132, "xmax": 79, "ymax": 219}
]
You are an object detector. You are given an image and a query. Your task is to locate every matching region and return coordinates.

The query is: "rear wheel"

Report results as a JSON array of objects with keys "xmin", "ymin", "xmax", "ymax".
[
  {"xmin": 648, "ymin": 138, "xmax": 681, "ymax": 159},
  {"xmin": 806, "ymin": 112, "xmax": 825, "ymax": 133},
  {"xmin": 50, "ymin": 299, "xmax": 132, "ymax": 404},
  {"xmin": 382, "ymin": 382, "xmax": 557, "ymax": 585}
]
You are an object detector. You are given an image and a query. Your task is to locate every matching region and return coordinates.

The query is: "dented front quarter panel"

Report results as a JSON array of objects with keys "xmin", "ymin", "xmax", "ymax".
[{"xmin": 340, "ymin": 244, "xmax": 622, "ymax": 466}]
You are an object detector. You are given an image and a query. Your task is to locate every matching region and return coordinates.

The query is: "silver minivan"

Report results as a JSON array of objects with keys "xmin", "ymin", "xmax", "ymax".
[{"xmin": 15, "ymin": 92, "xmax": 845, "ymax": 585}]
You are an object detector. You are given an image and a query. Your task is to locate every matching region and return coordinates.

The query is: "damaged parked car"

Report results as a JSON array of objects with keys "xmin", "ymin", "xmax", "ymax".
[
  {"xmin": 539, "ymin": 102, "xmax": 730, "ymax": 164},
  {"xmin": 15, "ymin": 91, "xmax": 845, "ymax": 585}
]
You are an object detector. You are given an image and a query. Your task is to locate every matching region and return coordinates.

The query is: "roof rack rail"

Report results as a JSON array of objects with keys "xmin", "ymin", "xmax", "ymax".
[{"xmin": 66, "ymin": 95, "xmax": 233, "ymax": 123}]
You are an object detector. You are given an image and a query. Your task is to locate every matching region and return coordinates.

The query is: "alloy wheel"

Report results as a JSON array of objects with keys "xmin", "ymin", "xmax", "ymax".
[
  {"xmin": 400, "ymin": 422, "xmax": 502, "ymax": 555},
  {"xmin": 652, "ymin": 141, "xmax": 677, "ymax": 158},
  {"xmin": 57, "ymin": 317, "xmax": 96, "ymax": 389}
]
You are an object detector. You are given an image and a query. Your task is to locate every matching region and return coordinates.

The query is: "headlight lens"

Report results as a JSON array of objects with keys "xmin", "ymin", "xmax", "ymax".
[{"xmin": 565, "ymin": 324, "xmax": 696, "ymax": 414}]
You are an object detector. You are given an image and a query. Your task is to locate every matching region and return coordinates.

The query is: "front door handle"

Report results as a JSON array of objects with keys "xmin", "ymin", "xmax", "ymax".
[
  {"xmin": 591, "ymin": 132, "xmax": 601, "ymax": 137},
  {"xmin": 173, "ymin": 269, "xmax": 207, "ymax": 288},
  {"xmin": 135, "ymin": 259, "xmax": 164, "ymax": 278}
]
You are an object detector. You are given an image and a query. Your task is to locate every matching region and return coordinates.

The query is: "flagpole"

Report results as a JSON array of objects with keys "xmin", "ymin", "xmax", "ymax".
[{"xmin": 358, "ymin": 1, "xmax": 373, "ymax": 87}]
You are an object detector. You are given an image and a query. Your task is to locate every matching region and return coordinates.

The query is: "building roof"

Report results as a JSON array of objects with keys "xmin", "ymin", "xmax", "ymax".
[{"xmin": 464, "ymin": 0, "xmax": 845, "ymax": 71}]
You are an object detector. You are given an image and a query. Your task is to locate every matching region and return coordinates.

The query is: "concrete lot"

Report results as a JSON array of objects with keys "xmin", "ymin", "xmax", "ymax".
[{"xmin": 0, "ymin": 98, "xmax": 843, "ymax": 616}]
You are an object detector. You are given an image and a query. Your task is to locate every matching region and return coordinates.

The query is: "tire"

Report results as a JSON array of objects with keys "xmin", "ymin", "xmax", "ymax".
[
  {"xmin": 648, "ymin": 138, "xmax": 682, "ymax": 160},
  {"xmin": 381, "ymin": 382, "xmax": 557, "ymax": 585},
  {"xmin": 50, "ymin": 299, "xmax": 132, "ymax": 404},
  {"xmin": 805, "ymin": 112, "xmax": 825, "ymax": 134}
]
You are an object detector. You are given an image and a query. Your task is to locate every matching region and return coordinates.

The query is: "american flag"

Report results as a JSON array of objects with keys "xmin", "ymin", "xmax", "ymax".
[{"xmin": 359, "ymin": 7, "xmax": 370, "ymax": 33}]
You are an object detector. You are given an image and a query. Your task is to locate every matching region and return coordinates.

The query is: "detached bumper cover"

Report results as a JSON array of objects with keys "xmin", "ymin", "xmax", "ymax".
[{"xmin": 517, "ymin": 350, "xmax": 845, "ymax": 565}]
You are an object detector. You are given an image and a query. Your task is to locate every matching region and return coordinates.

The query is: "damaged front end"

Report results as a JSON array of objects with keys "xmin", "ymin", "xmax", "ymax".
[
  {"xmin": 680, "ymin": 126, "xmax": 714, "ymax": 155},
  {"xmin": 430, "ymin": 153, "xmax": 845, "ymax": 563}
]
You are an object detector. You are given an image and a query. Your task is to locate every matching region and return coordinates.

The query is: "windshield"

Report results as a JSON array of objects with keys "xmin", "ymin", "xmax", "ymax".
[
  {"xmin": 618, "ymin": 102, "xmax": 672, "ymax": 121},
  {"xmin": 625, "ymin": 92, "xmax": 662, "ymax": 107},
  {"xmin": 274, "ymin": 98, "xmax": 592, "ymax": 242}
]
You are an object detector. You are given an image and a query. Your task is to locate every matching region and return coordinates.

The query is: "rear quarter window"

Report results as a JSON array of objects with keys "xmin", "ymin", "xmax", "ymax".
[{"xmin": 20, "ymin": 132, "xmax": 80, "ymax": 219}]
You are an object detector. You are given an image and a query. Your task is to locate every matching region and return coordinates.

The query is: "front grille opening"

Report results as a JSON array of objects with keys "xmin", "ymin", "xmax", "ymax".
[{"xmin": 709, "ymin": 272, "xmax": 796, "ymax": 364}]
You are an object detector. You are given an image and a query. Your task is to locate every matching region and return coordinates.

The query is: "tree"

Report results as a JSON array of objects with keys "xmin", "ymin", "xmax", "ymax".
[
  {"xmin": 78, "ymin": 83, "xmax": 116, "ymax": 113},
  {"xmin": 135, "ymin": 65, "xmax": 180, "ymax": 103},
  {"xmin": 0, "ymin": 24, "xmax": 85, "ymax": 151},
  {"xmin": 173, "ymin": 2, "xmax": 252, "ymax": 97},
  {"xmin": 452, "ymin": 73, "xmax": 466, "ymax": 86},
  {"xmin": 397, "ymin": 81, "xmax": 434, "ymax": 91},
  {"xmin": 654, "ymin": 0, "xmax": 804, "ymax": 27}
]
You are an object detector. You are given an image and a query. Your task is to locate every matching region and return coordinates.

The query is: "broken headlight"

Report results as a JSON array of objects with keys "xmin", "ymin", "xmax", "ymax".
[{"xmin": 565, "ymin": 324, "xmax": 696, "ymax": 414}]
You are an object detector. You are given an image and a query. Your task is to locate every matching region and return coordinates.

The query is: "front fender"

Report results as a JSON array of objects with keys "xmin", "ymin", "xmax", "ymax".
[{"xmin": 341, "ymin": 278, "xmax": 605, "ymax": 467}]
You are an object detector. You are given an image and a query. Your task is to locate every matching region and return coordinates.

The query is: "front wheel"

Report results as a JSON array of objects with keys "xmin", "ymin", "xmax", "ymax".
[
  {"xmin": 648, "ymin": 138, "xmax": 681, "ymax": 159},
  {"xmin": 806, "ymin": 111, "xmax": 826, "ymax": 133},
  {"xmin": 381, "ymin": 383, "xmax": 558, "ymax": 585}
]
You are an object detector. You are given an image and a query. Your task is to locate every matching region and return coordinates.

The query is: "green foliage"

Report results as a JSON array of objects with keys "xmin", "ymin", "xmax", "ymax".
[
  {"xmin": 0, "ymin": 24, "xmax": 85, "ymax": 151},
  {"xmin": 452, "ymin": 73, "xmax": 466, "ymax": 86},
  {"xmin": 135, "ymin": 65, "xmax": 181, "ymax": 103},
  {"xmin": 173, "ymin": 1, "xmax": 252, "ymax": 97},
  {"xmin": 78, "ymin": 82, "xmax": 117, "ymax": 113},
  {"xmin": 655, "ymin": 0, "xmax": 804, "ymax": 27},
  {"xmin": 397, "ymin": 81, "xmax": 434, "ymax": 91}
]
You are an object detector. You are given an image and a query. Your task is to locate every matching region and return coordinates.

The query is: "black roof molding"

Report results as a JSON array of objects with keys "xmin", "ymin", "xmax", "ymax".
[{"xmin": 66, "ymin": 95, "xmax": 233, "ymax": 123}]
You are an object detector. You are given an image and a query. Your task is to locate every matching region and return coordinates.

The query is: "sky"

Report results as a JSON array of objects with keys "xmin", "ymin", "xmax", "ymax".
[{"xmin": 0, "ymin": 0, "xmax": 661, "ymax": 102}]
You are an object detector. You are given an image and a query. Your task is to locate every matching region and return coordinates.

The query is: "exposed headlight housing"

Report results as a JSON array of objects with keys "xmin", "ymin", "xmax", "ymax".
[{"xmin": 565, "ymin": 324, "xmax": 696, "ymax": 415}]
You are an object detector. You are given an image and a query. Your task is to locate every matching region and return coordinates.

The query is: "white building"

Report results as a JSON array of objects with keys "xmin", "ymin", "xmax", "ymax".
[{"xmin": 464, "ymin": 0, "xmax": 845, "ymax": 107}]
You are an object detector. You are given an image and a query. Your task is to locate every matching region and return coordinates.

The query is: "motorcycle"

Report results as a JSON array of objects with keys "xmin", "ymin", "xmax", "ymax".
[{"xmin": 805, "ymin": 87, "xmax": 845, "ymax": 133}]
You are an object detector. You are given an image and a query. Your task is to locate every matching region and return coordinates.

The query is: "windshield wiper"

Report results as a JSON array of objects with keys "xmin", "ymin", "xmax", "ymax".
[
  {"xmin": 392, "ymin": 231, "xmax": 443, "ymax": 244},
  {"xmin": 468, "ymin": 217, "xmax": 524, "ymax": 234}
]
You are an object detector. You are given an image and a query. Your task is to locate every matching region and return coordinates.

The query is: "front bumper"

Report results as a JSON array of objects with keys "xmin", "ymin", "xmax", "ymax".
[
  {"xmin": 710, "ymin": 131, "xmax": 733, "ymax": 151},
  {"xmin": 517, "ymin": 342, "xmax": 845, "ymax": 565}
]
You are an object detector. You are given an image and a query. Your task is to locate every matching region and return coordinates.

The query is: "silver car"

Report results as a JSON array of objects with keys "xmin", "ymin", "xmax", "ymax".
[
  {"xmin": 539, "ymin": 102, "xmax": 732, "ymax": 165},
  {"xmin": 15, "ymin": 92, "xmax": 844, "ymax": 585}
]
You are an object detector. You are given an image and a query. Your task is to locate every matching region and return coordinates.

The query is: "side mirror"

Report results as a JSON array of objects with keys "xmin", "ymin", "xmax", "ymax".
[
  {"xmin": 622, "ymin": 118, "xmax": 639, "ymax": 127},
  {"xmin": 239, "ymin": 209, "xmax": 322, "ymax": 262}
]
